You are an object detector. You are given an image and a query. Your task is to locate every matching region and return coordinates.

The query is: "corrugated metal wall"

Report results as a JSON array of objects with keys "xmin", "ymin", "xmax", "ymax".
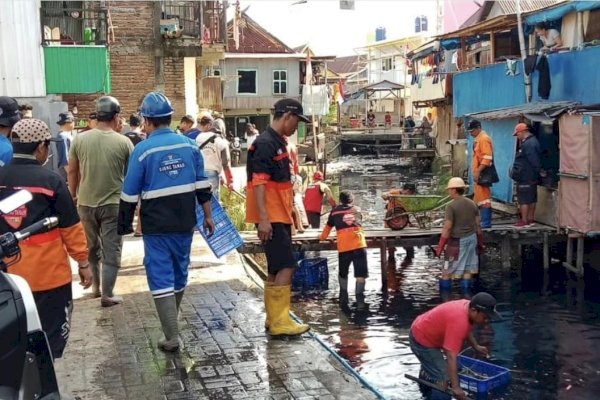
[
  {"xmin": 454, "ymin": 46, "xmax": 600, "ymax": 117},
  {"xmin": 0, "ymin": 0, "xmax": 46, "ymax": 97},
  {"xmin": 44, "ymin": 46, "xmax": 110, "ymax": 94}
]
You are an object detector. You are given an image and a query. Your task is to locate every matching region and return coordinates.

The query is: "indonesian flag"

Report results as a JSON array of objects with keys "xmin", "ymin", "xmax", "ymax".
[{"xmin": 337, "ymin": 79, "xmax": 345, "ymax": 105}]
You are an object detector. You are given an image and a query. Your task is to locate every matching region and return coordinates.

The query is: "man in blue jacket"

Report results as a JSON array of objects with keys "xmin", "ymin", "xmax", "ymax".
[
  {"xmin": 511, "ymin": 123, "xmax": 541, "ymax": 228},
  {"xmin": 118, "ymin": 92, "xmax": 215, "ymax": 352}
]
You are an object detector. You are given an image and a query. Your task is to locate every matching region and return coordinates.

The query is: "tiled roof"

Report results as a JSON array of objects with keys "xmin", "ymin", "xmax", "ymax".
[
  {"xmin": 328, "ymin": 55, "xmax": 361, "ymax": 76},
  {"xmin": 227, "ymin": 12, "xmax": 295, "ymax": 54}
]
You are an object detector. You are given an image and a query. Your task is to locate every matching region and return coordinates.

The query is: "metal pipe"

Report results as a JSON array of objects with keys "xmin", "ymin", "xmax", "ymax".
[{"xmin": 405, "ymin": 374, "xmax": 472, "ymax": 400}]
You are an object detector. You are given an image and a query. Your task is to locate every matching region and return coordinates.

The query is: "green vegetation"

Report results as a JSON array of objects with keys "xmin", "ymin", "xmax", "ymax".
[{"xmin": 221, "ymin": 188, "xmax": 253, "ymax": 231}]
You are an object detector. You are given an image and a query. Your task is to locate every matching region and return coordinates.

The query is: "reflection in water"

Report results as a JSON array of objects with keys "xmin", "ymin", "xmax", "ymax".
[{"xmin": 291, "ymin": 156, "xmax": 600, "ymax": 400}]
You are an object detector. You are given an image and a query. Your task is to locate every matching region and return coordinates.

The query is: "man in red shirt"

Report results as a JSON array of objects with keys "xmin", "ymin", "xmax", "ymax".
[
  {"xmin": 303, "ymin": 171, "xmax": 336, "ymax": 229},
  {"xmin": 409, "ymin": 292, "xmax": 500, "ymax": 400}
]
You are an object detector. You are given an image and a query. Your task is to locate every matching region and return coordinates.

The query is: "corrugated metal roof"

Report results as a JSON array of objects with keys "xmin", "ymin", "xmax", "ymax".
[
  {"xmin": 227, "ymin": 12, "xmax": 295, "ymax": 54},
  {"xmin": 496, "ymin": 0, "xmax": 566, "ymax": 15},
  {"xmin": 438, "ymin": 15, "xmax": 517, "ymax": 39},
  {"xmin": 328, "ymin": 55, "xmax": 361, "ymax": 75},
  {"xmin": 363, "ymin": 80, "xmax": 404, "ymax": 91},
  {"xmin": 467, "ymin": 101, "xmax": 579, "ymax": 120},
  {"xmin": 460, "ymin": 0, "xmax": 565, "ymax": 28},
  {"xmin": 0, "ymin": 0, "xmax": 46, "ymax": 97}
]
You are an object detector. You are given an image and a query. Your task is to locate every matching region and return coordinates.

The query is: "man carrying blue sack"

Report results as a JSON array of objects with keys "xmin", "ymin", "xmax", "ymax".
[{"xmin": 118, "ymin": 92, "xmax": 215, "ymax": 352}]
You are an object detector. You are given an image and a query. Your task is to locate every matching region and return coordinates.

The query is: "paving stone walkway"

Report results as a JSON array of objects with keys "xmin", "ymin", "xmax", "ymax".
[{"xmin": 55, "ymin": 236, "xmax": 379, "ymax": 400}]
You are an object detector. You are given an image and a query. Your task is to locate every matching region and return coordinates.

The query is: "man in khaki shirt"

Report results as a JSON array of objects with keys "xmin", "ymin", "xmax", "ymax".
[{"xmin": 69, "ymin": 96, "xmax": 133, "ymax": 306}]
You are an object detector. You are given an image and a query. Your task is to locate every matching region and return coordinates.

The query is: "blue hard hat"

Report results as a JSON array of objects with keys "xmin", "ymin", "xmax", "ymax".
[{"xmin": 139, "ymin": 92, "xmax": 174, "ymax": 117}]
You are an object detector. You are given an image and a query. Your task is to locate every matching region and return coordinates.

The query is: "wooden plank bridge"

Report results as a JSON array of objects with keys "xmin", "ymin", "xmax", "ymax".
[
  {"xmin": 339, "ymin": 131, "xmax": 436, "ymax": 158},
  {"xmin": 239, "ymin": 224, "xmax": 565, "ymax": 290}
]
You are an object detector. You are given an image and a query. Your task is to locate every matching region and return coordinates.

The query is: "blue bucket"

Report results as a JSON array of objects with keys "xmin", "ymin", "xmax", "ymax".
[{"xmin": 292, "ymin": 257, "xmax": 328, "ymax": 291}]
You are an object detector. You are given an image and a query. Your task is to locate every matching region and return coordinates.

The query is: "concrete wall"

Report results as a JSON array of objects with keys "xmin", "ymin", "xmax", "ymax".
[{"xmin": 434, "ymin": 103, "xmax": 455, "ymax": 159}]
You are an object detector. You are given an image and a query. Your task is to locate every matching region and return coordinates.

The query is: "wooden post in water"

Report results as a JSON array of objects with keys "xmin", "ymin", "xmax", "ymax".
[
  {"xmin": 543, "ymin": 232, "xmax": 549, "ymax": 270},
  {"xmin": 380, "ymin": 239, "xmax": 388, "ymax": 291},
  {"xmin": 576, "ymin": 236, "xmax": 584, "ymax": 276},
  {"xmin": 501, "ymin": 235, "xmax": 512, "ymax": 269},
  {"xmin": 566, "ymin": 235, "xmax": 573, "ymax": 270}
]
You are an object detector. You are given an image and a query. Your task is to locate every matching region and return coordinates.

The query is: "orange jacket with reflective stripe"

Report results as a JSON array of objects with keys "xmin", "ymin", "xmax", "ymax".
[
  {"xmin": 472, "ymin": 131, "xmax": 494, "ymax": 172},
  {"xmin": 0, "ymin": 158, "xmax": 88, "ymax": 292}
]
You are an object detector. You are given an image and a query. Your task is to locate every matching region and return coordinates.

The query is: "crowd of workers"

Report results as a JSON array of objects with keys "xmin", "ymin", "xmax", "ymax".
[
  {"xmin": 0, "ymin": 93, "xmax": 224, "ymax": 358},
  {"xmin": 0, "ymin": 92, "xmax": 540, "ymax": 399}
]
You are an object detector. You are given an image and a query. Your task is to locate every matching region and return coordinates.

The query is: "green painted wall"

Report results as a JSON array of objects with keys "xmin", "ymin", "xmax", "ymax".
[{"xmin": 44, "ymin": 46, "xmax": 111, "ymax": 94}]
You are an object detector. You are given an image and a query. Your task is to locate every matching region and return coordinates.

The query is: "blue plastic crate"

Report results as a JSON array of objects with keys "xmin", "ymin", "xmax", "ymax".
[
  {"xmin": 292, "ymin": 257, "xmax": 328, "ymax": 291},
  {"xmin": 195, "ymin": 196, "xmax": 244, "ymax": 258},
  {"xmin": 458, "ymin": 355, "xmax": 511, "ymax": 394}
]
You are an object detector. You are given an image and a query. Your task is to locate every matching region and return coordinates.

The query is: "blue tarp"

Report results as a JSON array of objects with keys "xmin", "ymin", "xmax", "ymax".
[
  {"xmin": 440, "ymin": 39, "xmax": 461, "ymax": 50},
  {"xmin": 525, "ymin": 1, "xmax": 600, "ymax": 25},
  {"xmin": 440, "ymin": 34, "xmax": 490, "ymax": 51}
]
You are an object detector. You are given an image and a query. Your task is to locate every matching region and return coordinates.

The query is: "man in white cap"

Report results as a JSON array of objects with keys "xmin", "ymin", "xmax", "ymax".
[{"xmin": 435, "ymin": 177, "xmax": 484, "ymax": 295}]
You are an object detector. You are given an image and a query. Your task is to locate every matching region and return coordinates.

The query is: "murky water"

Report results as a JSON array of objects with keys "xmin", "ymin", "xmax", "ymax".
[{"xmin": 291, "ymin": 155, "xmax": 600, "ymax": 400}]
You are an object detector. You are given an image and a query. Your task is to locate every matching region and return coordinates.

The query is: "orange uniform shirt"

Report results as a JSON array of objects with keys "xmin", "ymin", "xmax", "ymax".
[
  {"xmin": 246, "ymin": 128, "xmax": 294, "ymax": 224},
  {"xmin": 320, "ymin": 204, "xmax": 367, "ymax": 253}
]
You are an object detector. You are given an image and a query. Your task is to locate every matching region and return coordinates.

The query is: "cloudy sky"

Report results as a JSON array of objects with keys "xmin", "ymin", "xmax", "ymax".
[{"xmin": 227, "ymin": 0, "xmax": 440, "ymax": 56}]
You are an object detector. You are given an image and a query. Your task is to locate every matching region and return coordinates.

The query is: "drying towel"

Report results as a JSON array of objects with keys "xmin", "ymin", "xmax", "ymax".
[
  {"xmin": 536, "ymin": 55, "xmax": 551, "ymax": 100},
  {"xmin": 524, "ymin": 54, "xmax": 537, "ymax": 75}
]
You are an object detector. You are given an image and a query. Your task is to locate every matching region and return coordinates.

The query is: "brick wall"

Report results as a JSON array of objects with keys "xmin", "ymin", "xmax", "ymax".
[
  {"xmin": 110, "ymin": 53, "xmax": 156, "ymax": 117},
  {"xmin": 164, "ymin": 57, "xmax": 186, "ymax": 121},
  {"xmin": 62, "ymin": 94, "xmax": 98, "ymax": 123},
  {"xmin": 107, "ymin": 1, "xmax": 190, "ymax": 122},
  {"xmin": 109, "ymin": 1, "xmax": 157, "ymax": 117}
]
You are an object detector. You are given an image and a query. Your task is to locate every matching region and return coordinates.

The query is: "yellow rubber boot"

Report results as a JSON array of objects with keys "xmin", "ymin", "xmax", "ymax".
[
  {"xmin": 266, "ymin": 284, "xmax": 310, "ymax": 336},
  {"xmin": 264, "ymin": 281, "xmax": 274, "ymax": 330}
]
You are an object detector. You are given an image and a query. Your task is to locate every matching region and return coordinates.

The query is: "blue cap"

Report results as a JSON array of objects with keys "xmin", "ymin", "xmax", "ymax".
[{"xmin": 139, "ymin": 92, "xmax": 174, "ymax": 118}]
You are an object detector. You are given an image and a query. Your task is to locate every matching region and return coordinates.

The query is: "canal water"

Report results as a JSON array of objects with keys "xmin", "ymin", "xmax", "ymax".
[{"xmin": 291, "ymin": 155, "xmax": 600, "ymax": 400}]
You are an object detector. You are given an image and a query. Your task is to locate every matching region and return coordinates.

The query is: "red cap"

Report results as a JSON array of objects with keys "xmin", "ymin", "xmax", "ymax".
[
  {"xmin": 513, "ymin": 123, "xmax": 529, "ymax": 136},
  {"xmin": 313, "ymin": 171, "xmax": 324, "ymax": 180}
]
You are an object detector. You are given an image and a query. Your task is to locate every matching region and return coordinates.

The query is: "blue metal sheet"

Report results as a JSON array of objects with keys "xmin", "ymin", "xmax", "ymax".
[
  {"xmin": 467, "ymin": 119, "xmax": 518, "ymax": 203},
  {"xmin": 454, "ymin": 45, "xmax": 600, "ymax": 117},
  {"xmin": 453, "ymin": 63, "xmax": 526, "ymax": 117}
]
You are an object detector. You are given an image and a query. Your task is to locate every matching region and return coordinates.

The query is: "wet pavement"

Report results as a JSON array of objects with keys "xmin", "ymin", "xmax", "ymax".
[
  {"xmin": 55, "ymin": 236, "xmax": 379, "ymax": 400},
  {"xmin": 289, "ymin": 155, "xmax": 600, "ymax": 400}
]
